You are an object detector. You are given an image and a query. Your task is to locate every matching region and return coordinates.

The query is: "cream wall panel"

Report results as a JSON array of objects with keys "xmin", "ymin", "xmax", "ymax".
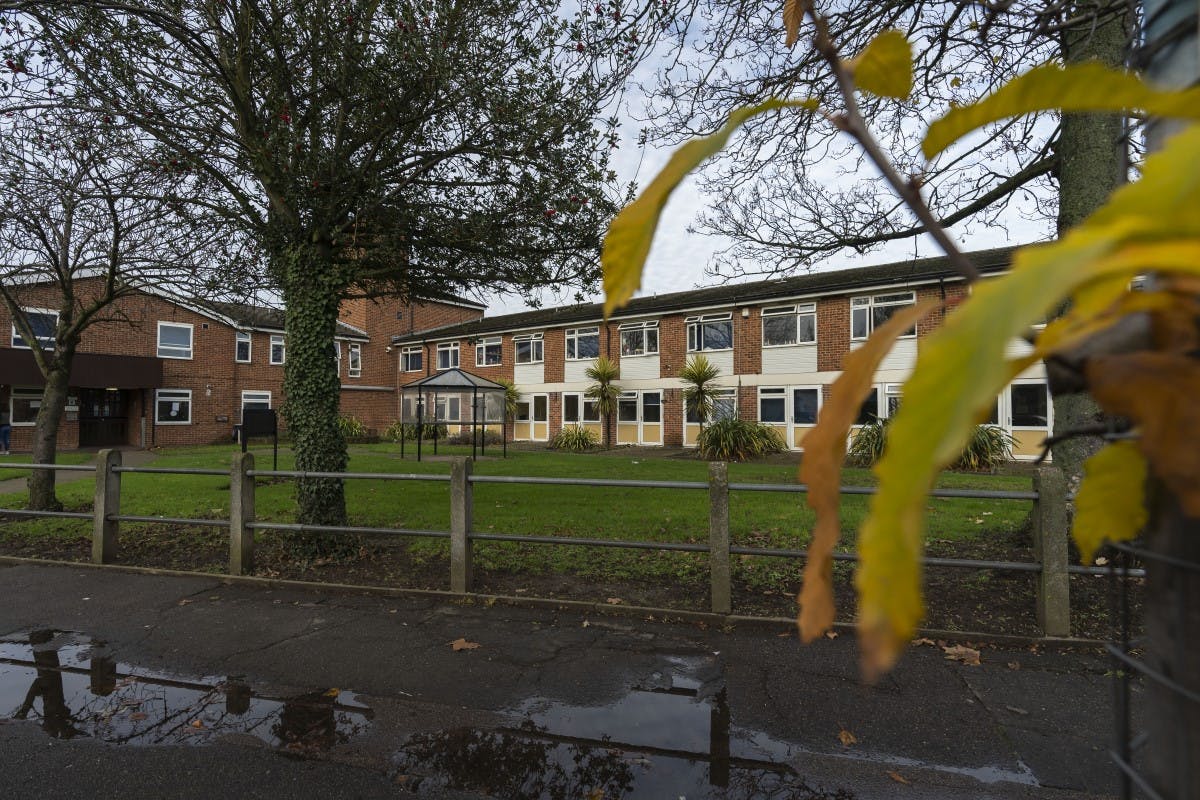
[
  {"xmin": 620, "ymin": 355, "xmax": 660, "ymax": 380},
  {"xmin": 514, "ymin": 363, "xmax": 544, "ymax": 385},
  {"xmin": 762, "ymin": 345, "xmax": 817, "ymax": 374},
  {"xmin": 564, "ymin": 361, "xmax": 591, "ymax": 382}
]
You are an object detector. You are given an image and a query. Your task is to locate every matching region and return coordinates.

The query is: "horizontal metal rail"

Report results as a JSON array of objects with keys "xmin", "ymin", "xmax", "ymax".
[
  {"xmin": 0, "ymin": 463, "xmax": 94, "ymax": 472},
  {"xmin": 469, "ymin": 530, "xmax": 711, "ymax": 552},
  {"xmin": 113, "ymin": 467, "xmax": 227, "ymax": 476},
  {"xmin": 1071, "ymin": 564, "xmax": 1146, "ymax": 577},
  {"xmin": 470, "ymin": 475, "xmax": 709, "ymax": 490},
  {"xmin": 110, "ymin": 515, "xmax": 231, "ymax": 528},
  {"xmin": 728, "ymin": 544, "xmax": 1044, "ymax": 572},
  {"xmin": 246, "ymin": 521, "xmax": 450, "ymax": 539},
  {"xmin": 0, "ymin": 508, "xmax": 93, "ymax": 520},
  {"xmin": 728, "ymin": 482, "xmax": 1038, "ymax": 500},
  {"xmin": 247, "ymin": 469, "xmax": 452, "ymax": 482}
]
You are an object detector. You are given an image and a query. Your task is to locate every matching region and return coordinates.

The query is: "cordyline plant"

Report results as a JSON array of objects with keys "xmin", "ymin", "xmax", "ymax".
[
  {"xmin": 601, "ymin": 1, "xmax": 1200, "ymax": 790},
  {"xmin": 1, "ymin": 0, "xmax": 671, "ymax": 537},
  {"xmin": 584, "ymin": 355, "xmax": 621, "ymax": 449},
  {"xmin": 678, "ymin": 354, "xmax": 721, "ymax": 431}
]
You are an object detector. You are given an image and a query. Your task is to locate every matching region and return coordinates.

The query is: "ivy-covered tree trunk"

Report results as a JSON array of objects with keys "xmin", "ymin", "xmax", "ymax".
[
  {"xmin": 1050, "ymin": 9, "xmax": 1131, "ymax": 480},
  {"xmin": 28, "ymin": 355, "xmax": 73, "ymax": 511},
  {"xmin": 279, "ymin": 241, "xmax": 349, "ymax": 535}
]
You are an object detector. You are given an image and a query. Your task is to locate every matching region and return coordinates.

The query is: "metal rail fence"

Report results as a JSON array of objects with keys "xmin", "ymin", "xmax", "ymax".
[{"xmin": 0, "ymin": 449, "xmax": 1142, "ymax": 635}]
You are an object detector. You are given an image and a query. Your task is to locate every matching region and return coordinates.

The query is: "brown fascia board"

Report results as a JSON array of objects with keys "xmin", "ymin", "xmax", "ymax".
[{"xmin": 390, "ymin": 246, "xmax": 1017, "ymax": 344}]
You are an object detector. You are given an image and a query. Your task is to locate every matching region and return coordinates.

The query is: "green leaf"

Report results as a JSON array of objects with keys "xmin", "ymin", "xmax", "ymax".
[
  {"xmin": 924, "ymin": 61, "xmax": 1200, "ymax": 160},
  {"xmin": 1073, "ymin": 442, "xmax": 1147, "ymax": 564},
  {"xmin": 601, "ymin": 98, "xmax": 818, "ymax": 317},
  {"xmin": 851, "ymin": 30, "xmax": 913, "ymax": 100}
]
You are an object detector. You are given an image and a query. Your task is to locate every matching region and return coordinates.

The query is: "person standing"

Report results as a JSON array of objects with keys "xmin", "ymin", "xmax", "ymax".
[{"xmin": 0, "ymin": 407, "xmax": 10, "ymax": 455}]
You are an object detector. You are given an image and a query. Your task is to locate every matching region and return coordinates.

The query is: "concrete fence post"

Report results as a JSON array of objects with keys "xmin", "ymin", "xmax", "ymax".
[
  {"xmin": 1033, "ymin": 466, "xmax": 1070, "ymax": 637},
  {"xmin": 229, "ymin": 451, "xmax": 256, "ymax": 576},
  {"xmin": 709, "ymin": 461, "xmax": 732, "ymax": 615},
  {"xmin": 92, "ymin": 449, "xmax": 121, "ymax": 564},
  {"xmin": 450, "ymin": 457, "xmax": 474, "ymax": 593}
]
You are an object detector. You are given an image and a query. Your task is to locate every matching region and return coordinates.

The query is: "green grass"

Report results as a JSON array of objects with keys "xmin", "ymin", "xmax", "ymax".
[
  {"xmin": 0, "ymin": 452, "xmax": 94, "ymax": 481},
  {"xmin": 0, "ymin": 443, "xmax": 1033, "ymax": 585}
]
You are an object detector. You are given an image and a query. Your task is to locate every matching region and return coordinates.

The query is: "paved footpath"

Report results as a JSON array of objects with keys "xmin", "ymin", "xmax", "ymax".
[
  {"xmin": 0, "ymin": 448, "xmax": 158, "ymax": 495},
  {"xmin": 0, "ymin": 563, "xmax": 1122, "ymax": 799}
]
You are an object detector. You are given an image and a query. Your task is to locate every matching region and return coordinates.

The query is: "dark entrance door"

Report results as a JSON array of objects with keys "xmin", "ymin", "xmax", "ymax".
[{"xmin": 78, "ymin": 389, "xmax": 128, "ymax": 447}]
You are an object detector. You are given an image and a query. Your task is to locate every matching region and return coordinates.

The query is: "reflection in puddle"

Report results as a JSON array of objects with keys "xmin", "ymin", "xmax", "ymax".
[{"xmin": 0, "ymin": 630, "xmax": 372, "ymax": 752}]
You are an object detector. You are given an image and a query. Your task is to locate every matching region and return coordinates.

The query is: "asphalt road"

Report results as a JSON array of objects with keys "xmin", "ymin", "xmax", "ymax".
[{"xmin": 0, "ymin": 563, "xmax": 1122, "ymax": 799}]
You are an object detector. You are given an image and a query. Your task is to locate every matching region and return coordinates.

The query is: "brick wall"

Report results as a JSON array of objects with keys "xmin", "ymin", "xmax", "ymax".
[
  {"xmin": 658, "ymin": 314, "xmax": 686, "ymax": 379},
  {"xmin": 817, "ymin": 296, "xmax": 850, "ymax": 372},
  {"xmin": 733, "ymin": 307, "xmax": 761, "ymax": 376}
]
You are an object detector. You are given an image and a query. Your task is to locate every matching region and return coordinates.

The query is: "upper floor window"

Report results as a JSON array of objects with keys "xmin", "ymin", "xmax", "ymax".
[
  {"xmin": 348, "ymin": 343, "xmax": 362, "ymax": 377},
  {"xmin": 235, "ymin": 331, "xmax": 252, "ymax": 363},
  {"xmin": 619, "ymin": 321, "xmax": 659, "ymax": 356},
  {"xmin": 851, "ymin": 291, "xmax": 915, "ymax": 341},
  {"xmin": 11, "ymin": 308, "xmax": 58, "ymax": 350},
  {"xmin": 157, "ymin": 321, "xmax": 193, "ymax": 359},
  {"xmin": 761, "ymin": 304, "xmax": 816, "ymax": 347},
  {"xmin": 686, "ymin": 313, "xmax": 732, "ymax": 352},
  {"xmin": 270, "ymin": 334, "xmax": 286, "ymax": 365},
  {"xmin": 401, "ymin": 346, "xmax": 423, "ymax": 372},
  {"xmin": 565, "ymin": 327, "xmax": 599, "ymax": 360},
  {"xmin": 514, "ymin": 333, "xmax": 543, "ymax": 364},
  {"xmin": 475, "ymin": 336, "xmax": 502, "ymax": 367},
  {"xmin": 437, "ymin": 341, "xmax": 459, "ymax": 370}
]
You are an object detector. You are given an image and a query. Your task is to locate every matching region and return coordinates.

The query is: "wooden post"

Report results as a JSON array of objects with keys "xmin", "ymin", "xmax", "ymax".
[
  {"xmin": 229, "ymin": 451, "xmax": 256, "ymax": 575},
  {"xmin": 91, "ymin": 449, "xmax": 121, "ymax": 564},
  {"xmin": 1033, "ymin": 466, "xmax": 1070, "ymax": 637},
  {"xmin": 450, "ymin": 456, "xmax": 474, "ymax": 593},
  {"xmin": 709, "ymin": 461, "xmax": 732, "ymax": 615}
]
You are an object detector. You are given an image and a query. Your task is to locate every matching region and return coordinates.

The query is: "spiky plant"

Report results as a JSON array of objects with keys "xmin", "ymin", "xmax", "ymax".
[
  {"xmin": 679, "ymin": 354, "xmax": 722, "ymax": 431},
  {"xmin": 696, "ymin": 418, "xmax": 786, "ymax": 461},
  {"xmin": 584, "ymin": 356, "xmax": 621, "ymax": 449},
  {"xmin": 549, "ymin": 425, "xmax": 600, "ymax": 452}
]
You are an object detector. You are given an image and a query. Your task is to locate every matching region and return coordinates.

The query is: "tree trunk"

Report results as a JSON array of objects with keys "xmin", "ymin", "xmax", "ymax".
[
  {"xmin": 279, "ymin": 241, "xmax": 349, "ymax": 536},
  {"xmin": 28, "ymin": 361, "xmax": 73, "ymax": 512},
  {"xmin": 1050, "ymin": 8, "xmax": 1131, "ymax": 481}
]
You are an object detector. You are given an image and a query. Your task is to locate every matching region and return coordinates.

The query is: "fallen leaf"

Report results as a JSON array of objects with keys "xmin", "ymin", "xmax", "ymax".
[
  {"xmin": 323, "ymin": 688, "xmax": 340, "ymax": 698},
  {"xmin": 838, "ymin": 727, "xmax": 858, "ymax": 747},
  {"xmin": 450, "ymin": 638, "xmax": 481, "ymax": 651},
  {"xmin": 606, "ymin": 597, "xmax": 624, "ymax": 605},
  {"xmin": 582, "ymin": 620, "xmax": 591, "ymax": 628},
  {"xmin": 1007, "ymin": 661, "xmax": 1021, "ymax": 671},
  {"xmin": 586, "ymin": 788, "xmax": 605, "ymax": 800},
  {"xmin": 911, "ymin": 637, "xmax": 936, "ymax": 647},
  {"xmin": 887, "ymin": 770, "xmax": 911, "ymax": 785},
  {"xmin": 190, "ymin": 719, "xmax": 205, "ymax": 729},
  {"xmin": 824, "ymin": 630, "xmax": 839, "ymax": 640},
  {"xmin": 942, "ymin": 644, "xmax": 981, "ymax": 666},
  {"xmin": 129, "ymin": 712, "xmax": 148, "ymax": 721}
]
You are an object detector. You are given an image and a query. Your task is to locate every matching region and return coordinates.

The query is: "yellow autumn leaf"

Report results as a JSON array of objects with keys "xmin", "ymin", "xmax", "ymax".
[
  {"xmin": 601, "ymin": 98, "xmax": 818, "ymax": 317},
  {"xmin": 923, "ymin": 61, "xmax": 1200, "ymax": 160},
  {"xmin": 1073, "ymin": 442, "xmax": 1148, "ymax": 564},
  {"xmin": 796, "ymin": 300, "xmax": 939, "ymax": 643},
  {"xmin": 849, "ymin": 30, "xmax": 913, "ymax": 100}
]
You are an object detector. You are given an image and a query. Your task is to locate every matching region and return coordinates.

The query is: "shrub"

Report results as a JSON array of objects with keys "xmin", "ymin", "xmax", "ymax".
[
  {"xmin": 383, "ymin": 420, "xmax": 448, "ymax": 441},
  {"xmin": 847, "ymin": 418, "xmax": 889, "ymax": 467},
  {"xmin": 849, "ymin": 419, "xmax": 1014, "ymax": 470},
  {"xmin": 696, "ymin": 418, "xmax": 786, "ymax": 461},
  {"xmin": 337, "ymin": 415, "xmax": 367, "ymax": 438},
  {"xmin": 549, "ymin": 425, "xmax": 600, "ymax": 452},
  {"xmin": 447, "ymin": 429, "xmax": 505, "ymax": 446}
]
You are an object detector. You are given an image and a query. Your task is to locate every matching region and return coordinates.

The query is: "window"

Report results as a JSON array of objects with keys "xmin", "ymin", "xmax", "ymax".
[
  {"xmin": 235, "ymin": 331, "xmax": 252, "ymax": 363},
  {"xmin": 437, "ymin": 342, "xmax": 459, "ymax": 370},
  {"xmin": 9, "ymin": 388, "xmax": 41, "ymax": 425},
  {"xmin": 759, "ymin": 387, "xmax": 787, "ymax": 423},
  {"xmin": 401, "ymin": 346, "xmax": 423, "ymax": 372},
  {"xmin": 270, "ymin": 335, "xmax": 286, "ymax": 365},
  {"xmin": 348, "ymin": 343, "xmax": 362, "ymax": 377},
  {"xmin": 157, "ymin": 322, "xmax": 193, "ymax": 359},
  {"xmin": 617, "ymin": 391, "xmax": 639, "ymax": 422},
  {"xmin": 851, "ymin": 292, "xmax": 916, "ymax": 341},
  {"xmin": 484, "ymin": 393, "xmax": 506, "ymax": 422},
  {"xmin": 475, "ymin": 337, "xmax": 502, "ymax": 367},
  {"xmin": 619, "ymin": 321, "xmax": 659, "ymax": 356},
  {"xmin": 761, "ymin": 304, "xmax": 816, "ymax": 347},
  {"xmin": 1011, "ymin": 382, "xmax": 1049, "ymax": 427},
  {"xmin": 641, "ymin": 392, "xmax": 661, "ymax": 423},
  {"xmin": 687, "ymin": 387, "xmax": 737, "ymax": 423},
  {"xmin": 686, "ymin": 313, "xmax": 733, "ymax": 352},
  {"xmin": 332, "ymin": 341, "xmax": 342, "ymax": 374},
  {"xmin": 435, "ymin": 396, "xmax": 461, "ymax": 421},
  {"xmin": 155, "ymin": 389, "xmax": 192, "ymax": 424},
  {"xmin": 241, "ymin": 390, "xmax": 271, "ymax": 421},
  {"xmin": 514, "ymin": 333, "xmax": 544, "ymax": 364},
  {"xmin": 11, "ymin": 309, "xmax": 57, "ymax": 349},
  {"xmin": 793, "ymin": 388, "xmax": 820, "ymax": 425},
  {"xmin": 884, "ymin": 383, "xmax": 903, "ymax": 417},
  {"xmin": 855, "ymin": 388, "xmax": 880, "ymax": 425},
  {"xmin": 565, "ymin": 327, "xmax": 600, "ymax": 360},
  {"xmin": 564, "ymin": 393, "xmax": 601, "ymax": 423}
]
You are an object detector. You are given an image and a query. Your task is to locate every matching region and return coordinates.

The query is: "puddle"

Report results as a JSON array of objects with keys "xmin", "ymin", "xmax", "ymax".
[{"xmin": 0, "ymin": 630, "xmax": 372, "ymax": 753}]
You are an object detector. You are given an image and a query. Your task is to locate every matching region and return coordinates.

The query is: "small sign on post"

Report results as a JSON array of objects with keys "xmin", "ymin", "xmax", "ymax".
[{"xmin": 240, "ymin": 409, "xmax": 279, "ymax": 471}]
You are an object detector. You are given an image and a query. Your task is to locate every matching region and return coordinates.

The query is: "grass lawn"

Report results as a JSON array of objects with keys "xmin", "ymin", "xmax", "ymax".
[{"xmin": 0, "ymin": 452, "xmax": 94, "ymax": 481}]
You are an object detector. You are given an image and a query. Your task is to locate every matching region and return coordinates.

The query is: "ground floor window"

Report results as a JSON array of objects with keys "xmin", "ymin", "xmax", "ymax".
[
  {"xmin": 241, "ymin": 390, "xmax": 271, "ymax": 421},
  {"xmin": 1011, "ymin": 382, "xmax": 1049, "ymax": 427},
  {"xmin": 686, "ymin": 388, "xmax": 737, "ymax": 424},
  {"xmin": 562, "ymin": 392, "xmax": 600, "ymax": 424},
  {"xmin": 155, "ymin": 389, "xmax": 192, "ymax": 425},
  {"xmin": 9, "ymin": 387, "xmax": 42, "ymax": 425}
]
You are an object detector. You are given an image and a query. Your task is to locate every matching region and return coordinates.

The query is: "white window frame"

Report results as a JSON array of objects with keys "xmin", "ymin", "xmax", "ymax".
[
  {"xmin": 562, "ymin": 392, "xmax": 600, "ymax": 424},
  {"xmin": 348, "ymin": 343, "xmax": 362, "ymax": 377},
  {"xmin": 1009, "ymin": 380, "xmax": 1051, "ymax": 430},
  {"xmin": 435, "ymin": 395, "xmax": 461, "ymax": 422},
  {"xmin": 235, "ymin": 331, "xmax": 252, "ymax": 363},
  {"xmin": 9, "ymin": 387, "xmax": 42, "ymax": 426},
  {"xmin": 11, "ymin": 307, "xmax": 58, "ymax": 350},
  {"xmin": 686, "ymin": 386, "xmax": 737, "ymax": 424},
  {"xmin": 332, "ymin": 341, "xmax": 342, "ymax": 375},
  {"xmin": 240, "ymin": 390, "xmax": 271, "ymax": 422},
  {"xmin": 791, "ymin": 386, "xmax": 822, "ymax": 426},
  {"xmin": 514, "ymin": 333, "xmax": 544, "ymax": 364},
  {"xmin": 884, "ymin": 383, "xmax": 903, "ymax": 418},
  {"xmin": 757, "ymin": 386, "xmax": 788, "ymax": 424},
  {"xmin": 475, "ymin": 336, "xmax": 502, "ymax": 367},
  {"xmin": 761, "ymin": 304, "xmax": 816, "ymax": 348},
  {"xmin": 565, "ymin": 327, "xmax": 600, "ymax": 361},
  {"xmin": 155, "ymin": 389, "xmax": 193, "ymax": 425},
  {"xmin": 686, "ymin": 312, "xmax": 733, "ymax": 353},
  {"xmin": 850, "ymin": 291, "xmax": 917, "ymax": 342},
  {"xmin": 156, "ymin": 321, "xmax": 194, "ymax": 360},
  {"xmin": 437, "ymin": 342, "xmax": 460, "ymax": 370},
  {"xmin": 401, "ymin": 346, "xmax": 423, "ymax": 372},
  {"xmin": 618, "ymin": 320, "xmax": 659, "ymax": 357},
  {"xmin": 270, "ymin": 334, "xmax": 286, "ymax": 365}
]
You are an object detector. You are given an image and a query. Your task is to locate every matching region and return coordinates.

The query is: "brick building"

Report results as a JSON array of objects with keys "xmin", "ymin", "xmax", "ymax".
[
  {"xmin": 393, "ymin": 247, "xmax": 1052, "ymax": 459},
  {"xmin": 0, "ymin": 279, "xmax": 483, "ymax": 451}
]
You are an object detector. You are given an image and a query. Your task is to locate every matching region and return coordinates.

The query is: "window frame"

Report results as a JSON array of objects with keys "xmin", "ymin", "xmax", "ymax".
[
  {"xmin": 9, "ymin": 387, "xmax": 43, "ymax": 426},
  {"xmin": 436, "ymin": 341, "xmax": 460, "ymax": 371},
  {"xmin": 240, "ymin": 390, "xmax": 271, "ymax": 422},
  {"xmin": 758, "ymin": 386, "xmax": 787, "ymax": 424},
  {"xmin": 10, "ymin": 307, "xmax": 58, "ymax": 350},
  {"xmin": 269, "ymin": 334, "xmax": 286, "ymax": 365},
  {"xmin": 156, "ymin": 321, "xmax": 194, "ymax": 360},
  {"xmin": 1010, "ymin": 381, "xmax": 1050, "ymax": 429},
  {"xmin": 761, "ymin": 303, "xmax": 816, "ymax": 348},
  {"xmin": 400, "ymin": 346, "xmax": 423, "ymax": 373},
  {"xmin": 792, "ymin": 386, "xmax": 822, "ymax": 426},
  {"xmin": 850, "ymin": 292, "xmax": 917, "ymax": 342},
  {"xmin": 435, "ymin": 395, "xmax": 461, "ymax": 421},
  {"xmin": 475, "ymin": 336, "xmax": 503, "ymax": 367},
  {"xmin": 565, "ymin": 326, "xmax": 600, "ymax": 361},
  {"xmin": 686, "ymin": 386, "xmax": 737, "ymax": 424},
  {"xmin": 514, "ymin": 333, "xmax": 544, "ymax": 365},
  {"xmin": 235, "ymin": 331, "xmax": 252, "ymax": 363},
  {"xmin": 348, "ymin": 343, "xmax": 362, "ymax": 377},
  {"xmin": 685, "ymin": 312, "xmax": 733, "ymax": 353},
  {"xmin": 155, "ymin": 388, "xmax": 193, "ymax": 425},
  {"xmin": 618, "ymin": 320, "xmax": 659, "ymax": 357}
]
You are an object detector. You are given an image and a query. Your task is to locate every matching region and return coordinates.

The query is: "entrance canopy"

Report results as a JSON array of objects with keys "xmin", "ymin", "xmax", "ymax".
[
  {"xmin": 397, "ymin": 368, "xmax": 509, "ymax": 460},
  {"xmin": 0, "ymin": 349, "xmax": 163, "ymax": 389}
]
